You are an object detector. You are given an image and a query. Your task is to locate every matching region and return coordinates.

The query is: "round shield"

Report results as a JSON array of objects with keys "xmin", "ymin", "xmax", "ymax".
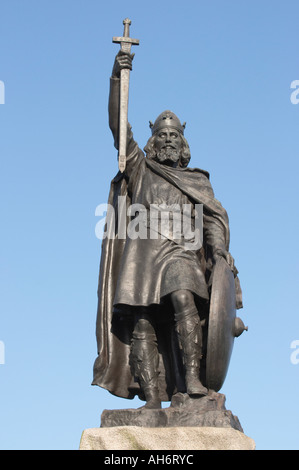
[{"xmin": 206, "ymin": 257, "xmax": 236, "ymax": 392}]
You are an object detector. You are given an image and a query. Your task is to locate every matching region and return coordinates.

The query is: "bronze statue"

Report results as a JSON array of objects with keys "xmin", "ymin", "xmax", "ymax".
[{"xmin": 92, "ymin": 20, "xmax": 245, "ymax": 411}]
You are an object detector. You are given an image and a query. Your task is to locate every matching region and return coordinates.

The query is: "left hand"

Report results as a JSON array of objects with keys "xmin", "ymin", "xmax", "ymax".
[
  {"xmin": 213, "ymin": 248, "xmax": 228, "ymax": 261},
  {"xmin": 213, "ymin": 249, "xmax": 236, "ymax": 273}
]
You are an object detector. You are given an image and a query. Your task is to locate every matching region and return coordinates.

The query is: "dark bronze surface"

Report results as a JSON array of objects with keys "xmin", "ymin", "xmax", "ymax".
[{"xmin": 92, "ymin": 21, "xmax": 247, "ymax": 415}]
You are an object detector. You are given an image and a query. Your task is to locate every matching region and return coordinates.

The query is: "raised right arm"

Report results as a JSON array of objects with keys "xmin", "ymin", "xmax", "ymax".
[{"xmin": 109, "ymin": 75, "xmax": 121, "ymax": 150}]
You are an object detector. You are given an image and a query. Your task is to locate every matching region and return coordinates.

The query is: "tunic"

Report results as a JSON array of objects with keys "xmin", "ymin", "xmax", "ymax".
[{"xmin": 113, "ymin": 137, "xmax": 210, "ymax": 307}]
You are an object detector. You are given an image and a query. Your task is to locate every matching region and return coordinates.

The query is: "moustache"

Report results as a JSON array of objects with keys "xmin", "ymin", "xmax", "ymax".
[{"xmin": 156, "ymin": 148, "xmax": 180, "ymax": 163}]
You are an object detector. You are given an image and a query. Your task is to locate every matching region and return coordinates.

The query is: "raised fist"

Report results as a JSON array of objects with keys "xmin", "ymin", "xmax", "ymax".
[{"xmin": 112, "ymin": 50, "xmax": 135, "ymax": 78}]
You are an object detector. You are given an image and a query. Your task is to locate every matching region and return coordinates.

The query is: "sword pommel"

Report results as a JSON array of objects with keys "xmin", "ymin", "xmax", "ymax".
[{"xmin": 123, "ymin": 18, "xmax": 131, "ymax": 37}]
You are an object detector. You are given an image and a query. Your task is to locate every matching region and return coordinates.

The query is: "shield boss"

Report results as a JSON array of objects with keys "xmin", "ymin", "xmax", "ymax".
[{"xmin": 206, "ymin": 257, "xmax": 236, "ymax": 392}]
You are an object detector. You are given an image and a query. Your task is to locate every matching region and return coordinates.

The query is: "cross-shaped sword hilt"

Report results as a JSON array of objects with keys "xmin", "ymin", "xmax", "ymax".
[{"xmin": 112, "ymin": 18, "xmax": 140, "ymax": 53}]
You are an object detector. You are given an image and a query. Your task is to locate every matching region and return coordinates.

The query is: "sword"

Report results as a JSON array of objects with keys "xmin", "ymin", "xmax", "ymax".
[{"xmin": 113, "ymin": 19, "xmax": 139, "ymax": 173}]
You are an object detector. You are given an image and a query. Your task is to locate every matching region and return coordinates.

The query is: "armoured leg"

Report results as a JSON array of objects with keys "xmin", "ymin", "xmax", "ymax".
[
  {"xmin": 171, "ymin": 290, "xmax": 208, "ymax": 397},
  {"xmin": 130, "ymin": 313, "xmax": 161, "ymax": 409}
]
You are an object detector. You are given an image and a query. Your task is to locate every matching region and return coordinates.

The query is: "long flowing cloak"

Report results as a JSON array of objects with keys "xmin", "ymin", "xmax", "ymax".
[{"xmin": 92, "ymin": 154, "xmax": 243, "ymax": 401}]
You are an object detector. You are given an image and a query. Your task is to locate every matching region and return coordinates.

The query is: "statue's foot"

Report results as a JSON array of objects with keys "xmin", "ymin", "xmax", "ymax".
[
  {"xmin": 186, "ymin": 371, "xmax": 208, "ymax": 397},
  {"xmin": 139, "ymin": 388, "xmax": 162, "ymax": 409},
  {"xmin": 187, "ymin": 384, "xmax": 208, "ymax": 397},
  {"xmin": 140, "ymin": 399, "xmax": 162, "ymax": 410}
]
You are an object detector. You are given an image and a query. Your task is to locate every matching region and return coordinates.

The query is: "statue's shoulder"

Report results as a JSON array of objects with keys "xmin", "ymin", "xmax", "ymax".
[{"xmin": 185, "ymin": 166, "xmax": 210, "ymax": 180}]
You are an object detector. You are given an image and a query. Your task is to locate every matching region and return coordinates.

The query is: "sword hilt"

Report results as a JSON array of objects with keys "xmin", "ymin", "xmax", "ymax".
[
  {"xmin": 112, "ymin": 18, "xmax": 140, "ymax": 50},
  {"xmin": 123, "ymin": 18, "xmax": 131, "ymax": 37}
]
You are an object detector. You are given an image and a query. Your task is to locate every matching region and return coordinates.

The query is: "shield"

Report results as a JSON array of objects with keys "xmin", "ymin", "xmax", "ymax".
[{"xmin": 205, "ymin": 257, "xmax": 237, "ymax": 392}]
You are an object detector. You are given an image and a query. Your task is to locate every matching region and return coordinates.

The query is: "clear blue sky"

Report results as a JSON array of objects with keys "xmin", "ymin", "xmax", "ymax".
[{"xmin": 1, "ymin": 0, "xmax": 299, "ymax": 450}]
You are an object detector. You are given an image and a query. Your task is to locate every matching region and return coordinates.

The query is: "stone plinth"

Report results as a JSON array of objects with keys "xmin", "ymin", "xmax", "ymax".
[
  {"xmin": 79, "ymin": 426, "xmax": 255, "ymax": 450},
  {"xmin": 101, "ymin": 392, "xmax": 243, "ymax": 432}
]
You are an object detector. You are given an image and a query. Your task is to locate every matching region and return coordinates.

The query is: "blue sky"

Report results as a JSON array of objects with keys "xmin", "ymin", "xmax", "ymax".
[{"xmin": 0, "ymin": 0, "xmax": 299, "ymax": 450}]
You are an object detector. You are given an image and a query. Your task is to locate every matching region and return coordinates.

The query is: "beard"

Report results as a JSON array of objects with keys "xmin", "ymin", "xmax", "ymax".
[{"xmin": 155, "ymin": 147, "xmax": 180, "ymax": 166}]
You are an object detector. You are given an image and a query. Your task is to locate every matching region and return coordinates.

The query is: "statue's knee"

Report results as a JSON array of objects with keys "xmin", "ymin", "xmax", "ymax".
[
  {"xmin": 171, "ymin": 289, "xmax": 194, "ymax": 312},
  {"xmin": 133, "ymin": 317, "xmax": 154, "ymax": 339}
]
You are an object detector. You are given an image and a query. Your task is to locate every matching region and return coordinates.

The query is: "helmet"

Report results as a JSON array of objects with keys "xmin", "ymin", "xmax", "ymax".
[{"xmin": 149, "ymin": 110, "xmax": 186, "ymax": 135}]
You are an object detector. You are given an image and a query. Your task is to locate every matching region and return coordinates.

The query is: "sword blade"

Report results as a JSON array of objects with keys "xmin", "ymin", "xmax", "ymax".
[{"xmin": 118, "ymin": 68, "xmax": 130, "ymax": 172}]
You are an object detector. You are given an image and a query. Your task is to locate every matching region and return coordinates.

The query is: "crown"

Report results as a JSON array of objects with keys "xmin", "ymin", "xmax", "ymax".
[{"xmin": 149, "ymin": 111, "xmax": 186, "ymax": 135}]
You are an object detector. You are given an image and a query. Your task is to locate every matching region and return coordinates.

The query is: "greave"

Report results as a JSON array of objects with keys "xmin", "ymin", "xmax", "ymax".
[
  {"xmin": 130, "ymin": 318, "xmax": 160, "ymax": 405},
  {"xmin": 174, "ymin": 307, "xmax": 207, "ymax": 396}
]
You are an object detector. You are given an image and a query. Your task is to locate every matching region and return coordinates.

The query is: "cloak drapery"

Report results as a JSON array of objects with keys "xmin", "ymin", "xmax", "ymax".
[{"xmin": 92, "ymin": 153, "xmax": 243, "ymax": 401}]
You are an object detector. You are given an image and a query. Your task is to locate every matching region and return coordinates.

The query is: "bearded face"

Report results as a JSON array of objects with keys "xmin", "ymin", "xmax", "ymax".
[
  {"xmin": 153, "ymin": 128, "xmax": 182, "ymax": 167},
  {"xmin": 143, "ymin": 126, "xmax": 191, "ymax": 168}
]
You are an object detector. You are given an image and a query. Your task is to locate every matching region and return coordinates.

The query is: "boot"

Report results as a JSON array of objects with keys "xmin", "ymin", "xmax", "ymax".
[
  {"xmin": 175, "ymin": 307, "xmax": 208, "ymax": 397},
  {"xmin": 142, "ymin": 385, "xmax": 161, "ymax": 409},
  {"xmin": 130, "ymin": 317, "xmax": 161, "ymax": 409}
]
